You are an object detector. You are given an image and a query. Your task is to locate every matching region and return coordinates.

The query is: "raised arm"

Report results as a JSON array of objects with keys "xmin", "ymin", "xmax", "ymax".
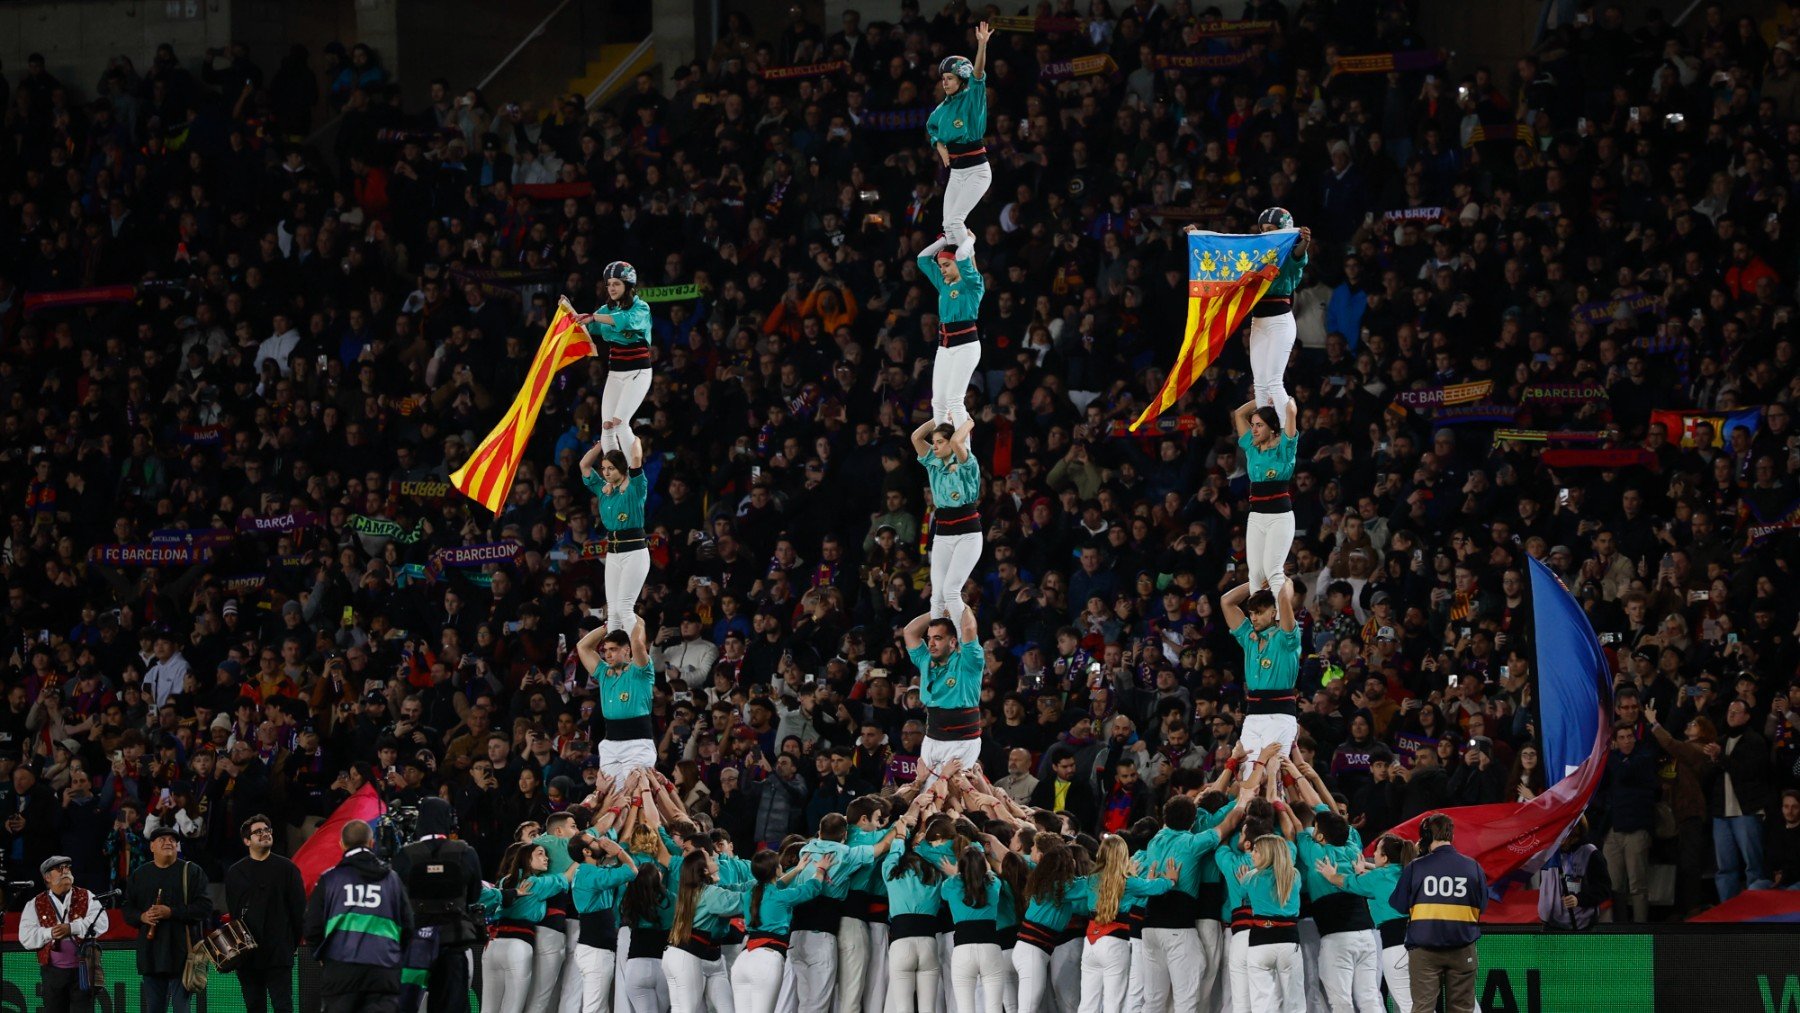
[
  {"xmin": 579, "ymin": 439, "xmax": 605, "ymax": 480},
  {"xmin": 903, "ymin": 612, "xmax": 931, "ymax": 651},
  {"xmin": 1282, "ymin": 399, "xmax": 1298, "ymax": 438},
  {"xmin": 1221, "ymin": 581, "xmax": 1252, "ymax": 629},
  {"xmin": 912, "ymin": 419, "xmax": 937, "ymax": 457},
  {"xmin": 576, "ymin": 624, "xmax": 607, "ymax": 675},
  {"xmin": 951, "ymin": 418, "xmax": 974, "ymax": 463},
  {"xmin": 625, "ymin": 433, "xmax": 644, "ymax": 470},
  {"xmin": 1232, "ymin": 400, "xmax": 1255, "ymax": 439},
  {"xmin": 973, "ymin": 22, "xmax": 991, "ymax": 78},
  {"xmin": 1277, "ymin": 580, "xmax": 1297, "ymax": 633}
]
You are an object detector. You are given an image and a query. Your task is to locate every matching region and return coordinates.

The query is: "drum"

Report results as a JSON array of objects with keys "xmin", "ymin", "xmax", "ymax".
[{"xmin": 201, "ymin": 918, "xmax": 259, "ymax": 972}]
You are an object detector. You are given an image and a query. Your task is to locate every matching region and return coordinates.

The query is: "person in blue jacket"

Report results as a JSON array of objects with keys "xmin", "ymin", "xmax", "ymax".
[
  {"xmin": 574, "ymin": 261, "xmax": 653, "ymax": 453},
  {"xmin": 1388, "ymin": 813, "xmax": 1485, "ymax": 1013}
]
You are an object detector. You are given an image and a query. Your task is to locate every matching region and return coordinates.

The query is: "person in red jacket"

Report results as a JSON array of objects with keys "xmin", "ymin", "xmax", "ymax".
[{"xmin": 1724, "ymin": 239, "xmax": 1777, "ymax": 300}]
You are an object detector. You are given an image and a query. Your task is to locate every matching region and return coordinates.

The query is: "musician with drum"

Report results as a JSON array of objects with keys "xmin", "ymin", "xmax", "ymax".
[
  {"xmin": 225, "ymin": 814, "xmax": 306, "ymax": 1013},
  {"xmin": 20, "ymin": 855, "xmax": 110, "ymax": 1013}
]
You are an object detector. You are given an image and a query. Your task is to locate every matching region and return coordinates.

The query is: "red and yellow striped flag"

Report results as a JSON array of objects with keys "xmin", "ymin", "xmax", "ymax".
[
  {"xmin": 1130, "ymin": 229, "xmax": 1298, "ymax": 431},
  {"xmin": 451, "ymin": 299, "xmax": 595, "ymax": 512}
]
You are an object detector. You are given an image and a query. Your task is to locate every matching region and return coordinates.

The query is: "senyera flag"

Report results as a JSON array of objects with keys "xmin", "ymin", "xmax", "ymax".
[
  {"xmin": 1131, "ymin": 228, "xmax": 1298, "ymax": 431},
  {"xmin": 1372, "ymin": 556, "xmax": 1612, "ymax": 886},
  {"xmin": 451, "ymin": 298, "xmax": 596, "ymax": 513},
  {"xmin": 295, "ymin": 783, "xmax": 386, "ymax": 892}
]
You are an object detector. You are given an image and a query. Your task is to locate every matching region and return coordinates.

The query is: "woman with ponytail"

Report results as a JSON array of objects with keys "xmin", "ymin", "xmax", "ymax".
[
  {"xmin": 1315, "ymin": 833, "xmax": 1418, "ymax": 1012},
  {"xmin": 618, "ymin": 861, "xmax": 672, "ymax": 1013},
  {"xmin": 484, "ymin": 842, "xmax": 564, "ymax": 1013},
  {"xmin": 1075, "ymin": 836, "xmax": 1176, "ymax": 1013},
  {"xmin": 1013, "ymin": 838, "xmax": 1079, "ymax": 1013},
  {"xmin": 938, "ymin": 843, "xmax": 1009, "ymax": 1013},
  {"xmin": 665, "ymin": 851, "xmax": 745, "ymax": 1013},
  {"xmin": 575, "ymin": 261, "xmax": 652, "ymax": 453},
  {"xmin": 880, "ymin": 807, "xmax": 943, "ymax": 1013},
  {"xmin": 1238, "ymin": 834, "xmax": 1304, "ymax": 1013},
  {"xmin": 730, "ymin": 848, "xmax": 833, "ymax": 1013}
]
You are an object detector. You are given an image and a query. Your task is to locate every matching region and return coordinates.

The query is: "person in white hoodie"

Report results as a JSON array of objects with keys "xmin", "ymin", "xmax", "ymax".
[{"xmin": 254, "ymin": 313, "xmax": 302, "ymax": 376}]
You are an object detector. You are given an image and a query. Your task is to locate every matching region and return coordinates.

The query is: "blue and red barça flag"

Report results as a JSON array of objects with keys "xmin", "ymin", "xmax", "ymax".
[
  {"xmin": 1131, "ymin": 228, "xmax": 1298, "ymax": 431},
  {"xmin": 1373, "ymin": 557, "xmax": 1611, "ymax": 883}
]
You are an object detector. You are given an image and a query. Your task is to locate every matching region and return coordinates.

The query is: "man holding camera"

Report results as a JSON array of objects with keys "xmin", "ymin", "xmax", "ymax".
[
  {"xmin": 22, "ymin": 856, "xmax": 110, "ymax": 1013},
  {"xmin": 225, "ymin": 815, "xmax": 306, "ymax": 1013},
  {"xmin": 1389, "ymin": 813, "xmax": 1485, "ymax": 1013},
  {"xmin": 393, "ymin": 798, "xmax": 483, "ymax": 1013}
]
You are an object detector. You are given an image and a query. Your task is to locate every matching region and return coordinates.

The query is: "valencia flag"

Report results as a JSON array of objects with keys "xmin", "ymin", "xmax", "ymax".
[
  {"xmin": 451, "ymin": 299, "xmax": 595, "ymax": 513},
  {"xmin": 1131, "ymin": 228, "xmax": 1298, "ymax": 431}
]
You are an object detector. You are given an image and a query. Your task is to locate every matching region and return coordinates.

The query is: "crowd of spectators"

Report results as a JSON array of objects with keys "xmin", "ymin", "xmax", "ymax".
[{"xmin": 2, "ymin": 0, "xmax": 1800, "ymax": 923}]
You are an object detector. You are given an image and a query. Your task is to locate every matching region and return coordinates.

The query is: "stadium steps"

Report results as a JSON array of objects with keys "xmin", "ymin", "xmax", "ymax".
[{"xmin": 572, "ymin": 41, "xmax": 657, "ymax": 107}]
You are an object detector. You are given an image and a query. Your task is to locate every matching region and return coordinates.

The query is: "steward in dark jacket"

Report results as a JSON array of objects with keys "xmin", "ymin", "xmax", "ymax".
[{"xmin": 303, "ymin": 820, "xmax": 415, "ymax": 1013}]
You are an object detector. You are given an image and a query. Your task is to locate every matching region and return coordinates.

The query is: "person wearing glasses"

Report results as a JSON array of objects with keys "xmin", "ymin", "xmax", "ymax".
[{"xmin": 225, "ymin": 814, "xmax": 307, "ymax": 1013}]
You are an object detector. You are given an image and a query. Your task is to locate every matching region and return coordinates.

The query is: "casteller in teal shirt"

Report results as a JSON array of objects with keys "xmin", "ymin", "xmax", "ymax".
[
  {"xmin": 1238, "ymin": 430, "xmax": 1297, "ymax": 485},
  {"xmin": 917, "ymin": 236, "xmax": 984, "ymax": 325},
  {"xmin": 583, "ymin": 466, "xmax": 648, "ymax": 533},
  {"xmin": 906, "ymin": 635, "xmax": 984, "ymax": 710},
  {"xmin": 926, "ymin": 73, "xmax": 987, "ymax": 148},
  {"xmin": 1232, "ymin": 617, "xmax": 1300, "ymax": 693}
]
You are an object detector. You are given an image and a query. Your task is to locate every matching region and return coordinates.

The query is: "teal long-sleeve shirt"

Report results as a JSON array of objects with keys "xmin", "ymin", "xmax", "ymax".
[
  {"xmin": 939, "ymin": 872, "xmax": 1002, "ymax": 923},
  {"xmin": 926, "ymin": 76, "xmax": 987, "ymax": 147},
  {"xmin": 881, "ymin": 839, "xmax": 945, "ymax": 918},
  {"xmin": 1343, "ymin": 864, "xmax": 1407, "ymax": 924},
  {"xmin": 584, "ymin": 299, "xmax": 652, "ymax": 345},
  {"xmin": 1022, "ymin": 876, "xmax": 1089, "ymax": 929},
  {"xmin": 1143, "ymin": 801, "xmax": 1235, "ymax": 900},
  {"xmin": 498, "ymin": 872, "xmax": 566, "ymax": 922},
  {"xmin": 1240, "ymin": 838, "xmax": 1301, "ymax": 919},
  {"xmin": 917, "ymin": 250, "xmax": 984, "ymax": 324},
  {"xmin": 1295, "ymin": 807, "xmax": 1364, "ymax": 904},
  {"xmin": 743, "ymin": 874, "xmax": 829, "ymax": 935},
  {"xmin": 1075, "ymin": 872, "xmax": 1174, "ymax": 921},
  {"xmin": 571, "ymin": 862, "xmax": 636, "ymax": 914}
]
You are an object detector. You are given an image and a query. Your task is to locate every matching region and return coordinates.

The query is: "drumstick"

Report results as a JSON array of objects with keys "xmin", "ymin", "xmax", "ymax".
[{"xmin": 146, "ymin": 889, "xmax": 163, "ymax": 940}]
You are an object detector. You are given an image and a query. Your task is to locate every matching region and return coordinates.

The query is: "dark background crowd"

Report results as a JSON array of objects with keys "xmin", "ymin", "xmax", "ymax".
[{"xmin": 2, "ymin": 0, "xmax": 1800, "ymax": 925}]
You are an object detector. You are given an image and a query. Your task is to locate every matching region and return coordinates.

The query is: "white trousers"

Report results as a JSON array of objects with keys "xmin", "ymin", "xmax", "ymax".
[
  {"xmin": 952, "ymin": 943, "xmax": 1008, "ymax": 1013},
  {"xmin": 937, "ymin": 932, "xmax": 957, "ymax": 1013},
  {"xmin": 601, "ymin": 368, "xmax": 653, "ymax": 453},
  {"xmin": 790, "ymin": 930, "xmax": 836, "ymax": 1013},
  {"xmin": 1140, "ymin": 927, "xmax": 1202, "ymax": 1013},
  {"xmin": 1299, "ymin": 920, "xmax": 1327, "ymax": 1013},
  {"xmin": 839, "ymin": 918, "xmax": 871, "ymax": 1013},
  {"xmin": 1049, "ymin": 939, "xmax": 1082, "ymax": 1013},
  {"xmin": 531, "ymin": 924, "xmax": 568, "ymax": 1013},
  {"xmin": 1076, "ymin": 936, "xmax": 1131, "ymax": 1013},
  {"xmin": 1318, "ymin": 929, "xmax": 1383, "ymax": 1012},
  {"xmin": 482, "ymin": 937, "xmax": 535, "ymax": 1013},
  {"xmin": 889, "ymin": 935, "xmax": 941, "ymax": 1013},
  {"xmin": 575, "ymin": 944, "xmax": 618, "ymax": 1013},
  {"xmin": 731, "ymin": 946, "xmax": 786, "ymax": 1013},
  {"xmin": 1196, "ymin": 920, "xmax": 1228, "ymax": 1013},
  {"xmin": 597, "ymin": 737, "xmax": 656, "ymax": 782},
  {"xmin": 624, "ymin": 956, "xmax": 667, "ymax": 1013},
  {"xmin": 930, "ymin": 530, "xmax": 983, "ymax": 629},
  {"xmin": 919, "ymin": 736, "xmax": 983, "ymax": 786},
  {"xmin": 665, "ymin": 946, "xmax": 735, "ymax": 1013},
  {"xmin": 942, "ymin": 162, "xmax": 992, "ymax": 253},
  {"xmin": 1011, "ymin": 945, "xmax": 1052, "ymax": 1013},
  {"xmin": 1246, "ymin": 941, "xmax": 1304, "ymax": 1013},
  {"xmin": 1124, "ymin": 937, "xmax": 1145, "ymax": 1013},
  {"xmin": 616, "ymin": 927, "xmax": 634, "ymax": 1013},
  {"xmin": 605, "ymin": 546, "xmax": 649, "ymax": 632},
  {"xmin": 1248, "ymin": 311, "xmax": 1296, "ymax": 416},
  {"xmin": 933, "ymin": 341, "xmax": 981, "ymax": 429},
  {"xmin": 1380, "ymin": 943, "xmax": 1414, "ymax": 1013},
  {"xmin": 559, "ymin": 919, "xmax": 586, "ymax": 1013},
  {"xmin": 1246, "ymin": 510, "xmax": 1295, "ymax": 594},
  {"xmin": 864, "ymin": 922, "xmax": 891, "ymax": 1013},
  {"xmin": 1226, "ymin": 932, "xmax": 1251, "ymax": 1013},
  {"xmin": 1239, "ymin": 715, "xmax": 1298, "ymax": 767}
]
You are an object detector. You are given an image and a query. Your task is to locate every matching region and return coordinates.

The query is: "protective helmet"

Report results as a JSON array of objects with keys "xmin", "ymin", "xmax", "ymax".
[
  {"xmin": 1257, "ymin": 207, "xmax": 1294, "ymax": 230},
  {"xmin": 939, "ymin": 55, "xmax": 974, "ymax": 81},
  {"xmin": 601, "ymin": 261, "xmax": 638, "ymax": 286}
]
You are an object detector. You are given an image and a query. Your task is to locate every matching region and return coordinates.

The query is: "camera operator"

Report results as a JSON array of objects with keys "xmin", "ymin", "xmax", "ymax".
[
  {"xmin": 391, "ymin": 798, "xmax": 482, "ymax": 1013},
  {"xmin": 1537, "ymin": 816, "xmax": 1610, "ymax": 931},
  {"xmin": 21, "ymin": 856, "xmax": 110, "ymax": 1013},
  {"xmin": 225, "ymin": 815, "xmax": 306, "ymax": 1013}
]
